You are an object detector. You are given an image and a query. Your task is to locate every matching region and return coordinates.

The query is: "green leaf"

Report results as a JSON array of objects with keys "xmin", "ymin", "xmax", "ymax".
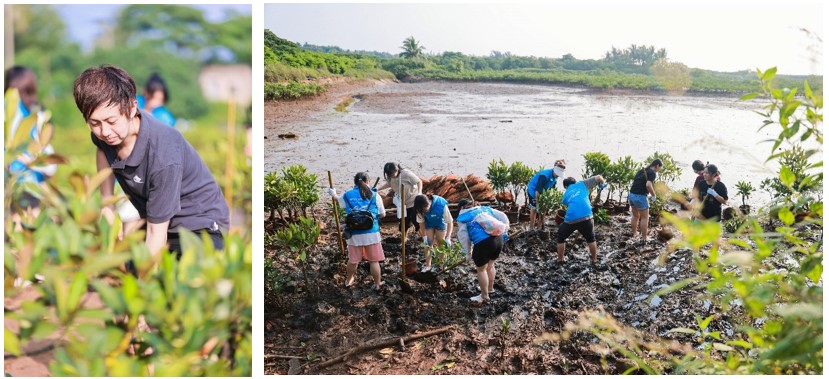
[
  {"xmin": 667, "ymin": 327, "xmax": 697, "ymax": 335},
  {"xmin": 5, "ymin": 327, "xmax": 22, "ymax": 356},
  {"xmin": 806, "ymin": 262, "xmax": 822, "ymax": 283},
  {"xmin": 92, "ymin": 280, "xmax": 125, "ymax": 312},
  {"xmin": 779, "ymin": 166, "xmax": 795, "ymax": 187},
  {"xmin": 66, "ymin": 272, "xmax": 88, "ymax": 314},
  {"xmin": 712, "ymin": 343, "xmax": 734, "ymax": 351},
  {"xmin": 699, "ymin": 314, "xmax": 716, "ymax": 330},
  {"xmin": 654, "ymin": 276, "xmax": 701, "ymax": 296},
  {"xmin": 726, "ymin": 340, "xmax": 753, "ymax": 349},
  {"xmin": 761, "ymin": 67, "xmax": 777, "ymax": 81},
  {"xmin": 32, "ymin": 322, "xmax": 59, "ymax": 340},
  {"xmin": 777, "ymin": 207, "xmax": 795, "ymax": 226},
  {"xmin": 739, "ymin": 93, "xmax": 758, "ymax": 101}
]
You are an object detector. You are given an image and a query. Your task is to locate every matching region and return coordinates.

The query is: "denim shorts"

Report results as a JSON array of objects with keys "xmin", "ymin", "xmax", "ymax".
[
  {"xmin": 528, "ymin": 196, "xmax": 537, "ymax": 210},
  {"xmin": 628, "ymin": 193, "xmax": 649, "ymax": 210}
]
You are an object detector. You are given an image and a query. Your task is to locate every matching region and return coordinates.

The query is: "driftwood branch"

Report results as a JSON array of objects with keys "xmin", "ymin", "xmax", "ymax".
[
  {"xmin": 264, "ymin": 354, "xmax": 304, "ymax": 360},
  {"xmin": 317, "ymin": 326, "xmax": 453, "ymax": 369}
]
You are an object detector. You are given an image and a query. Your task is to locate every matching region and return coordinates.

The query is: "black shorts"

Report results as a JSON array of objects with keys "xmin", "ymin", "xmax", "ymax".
[
  {"xmin": 472, "ymin": 235, "xmax": 503, "ymax": 267},
  {"xmin": 557, "ymin": 218, "xmax": 596, "ymax": 244},
  {"xmin": 401, "ymin": 206, "xmax": 420, "ymax": 232}
]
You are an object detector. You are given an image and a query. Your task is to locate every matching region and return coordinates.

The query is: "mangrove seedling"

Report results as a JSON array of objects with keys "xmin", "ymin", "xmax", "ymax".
[
  {"xmin": 487, "ymin": 159, "xmax": 511, "ymax": 205},
  {"xmin": 582, "ymin": 152, "xmax": 611, "ymax": 204},
  {"xmin": 509, "ymin": 161, "xmax": 535, "ymax": 206},
  {"xmin": 273, "ymin": 217, "xmax": 320, "ymax": 296},
  {"xmin": 735, "ymin": 180, "xmax": 755, "ymax": 214}
]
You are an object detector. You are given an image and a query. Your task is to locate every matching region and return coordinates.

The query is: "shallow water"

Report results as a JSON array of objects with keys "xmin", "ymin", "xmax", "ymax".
[{"xmin": 267, "ymin": 82, "xmax": 787, "ymax": 207}]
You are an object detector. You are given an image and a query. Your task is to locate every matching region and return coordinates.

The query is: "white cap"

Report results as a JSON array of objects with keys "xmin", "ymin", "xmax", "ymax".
[{"xmin": 553, "ymin": 166, "xmax": 565, "ymax": 178}]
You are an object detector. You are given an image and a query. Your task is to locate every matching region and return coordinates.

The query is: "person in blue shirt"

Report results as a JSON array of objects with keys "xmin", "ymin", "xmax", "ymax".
[
  {"xmin": 527, "ymin": 160, "xmax": 566, "ymax": 232},
  {"xmin": 456, "ymin": 199, "xmax": 510, "ymax": 303},
  {"xmin": 413, "ymin": 194, "xmax": 454, "ymax": 272},
  {"xmin": 136, "ymin": 73, "xmax": 176, "ymax": 127},
  {"xmin": 327, "ymin": 172, "xmax": 387, "ymax": 290},
  {"xmin": 4, "ymin": 66, "xmax": 57, "ymax": 212},
  {"xmin": 557, "ymin": 175, "xmax": 606, "ymax": 265}
]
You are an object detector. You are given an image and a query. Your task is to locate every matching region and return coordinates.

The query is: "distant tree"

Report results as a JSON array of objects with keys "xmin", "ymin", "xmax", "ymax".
[
  {"xmin": 651, "ymin": 58, "xmax": 692, "ymax": 92},
  {"xmin": 114, "ymin": 5, "xmax": 211, "ymax": 58},
  {"xmin": 399, "ymin": 36, "xmax": 424, "ymax": 59},
  {"xmin": 603, "ymin": 44, "xmax": 667, "ymax": 71}
]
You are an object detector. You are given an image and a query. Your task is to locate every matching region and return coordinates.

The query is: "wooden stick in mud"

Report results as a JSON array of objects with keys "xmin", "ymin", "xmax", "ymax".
[
  {"xmin": 265, "ymin": 354, "xmax": 304, "ymax": 360},
  {"xmin": 460, "ymin": 176, "xmax": 475, "ymax": 202},
  {"xmin": 328, "ymin": 171, "xmax": 345, "ymax": 257},
  {"xmin": 317, "ymin": 326, "xmax": 453, "ymax": 369},
  {"xmin": 400, "ymin": 188, "xmax": 407, "ymax": 279}
]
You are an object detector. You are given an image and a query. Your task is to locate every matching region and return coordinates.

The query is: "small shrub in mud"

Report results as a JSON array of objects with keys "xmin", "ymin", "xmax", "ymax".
[
  {"xmin": 508, "ymin": 161, "xmax": 535, "ymax": 207},
  {"xmin": 264, "ymin": 165, "xmax": 319, "ymax": 223},
  {"xmin": 487, "ymin": 159, "xmax": 511, "ymax": 205},
  {"xmin": 582, "ymin": 151, "xmax": 611, "ymax": 203},
  {"xmin": 605, "ymin": 155, "xmax": 638, "ymax": 204},
  {"xmin": 427, "ymin": 241, "xmax": 466, "ymax": 271},
  {"xmin": 272, "ymin": 217, "xmax": 320, "ymax": 296},
  {"xmin": 643, "ymin": 151, "xmax": 681, "ymax": 184}
]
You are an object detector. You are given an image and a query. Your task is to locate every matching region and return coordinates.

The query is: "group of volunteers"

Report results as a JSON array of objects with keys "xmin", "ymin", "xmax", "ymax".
[{"xmin": 328, "ymin": 157, "xmax": 729, "ymax": 304}]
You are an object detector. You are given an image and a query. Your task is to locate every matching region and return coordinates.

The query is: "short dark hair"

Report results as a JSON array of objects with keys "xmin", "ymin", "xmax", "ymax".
[
  {"xmin": 4, "ymin": 66, "xmax": 33, "ymax": 93},
  {"xmin": 73, "ymin": 64, "xmax": 136, "ymax": 122},
  {"xmin": 649, "ymin": 159, "xmax": 664, "ymax": 169},
  {"xmin": 563, "ymin": 177, "xmax": 577, "ymax": 188},
  {"xmin": 458, "ymin": 198, "xmax": 473, "ymax": 209},
  {"xmin": 692, "ymin": 160, "xmax": 705, "ymax": 171},
  {"xmin": 144, "ymin": 72, "xmax": 170, "ymax": 102},
  {"xmin": 705, "ymin": 164, "xmax": 719, "ymax": 176}
]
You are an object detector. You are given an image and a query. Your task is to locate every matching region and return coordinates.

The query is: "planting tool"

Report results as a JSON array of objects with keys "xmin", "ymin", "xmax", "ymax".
[
  {"xmin": 372, "ymin": 177, "xmax": 380, "ymax": 190},
  {"xmin": 328, "ymin": 171, "xmax": 345, "ymax": 257},
  {"xmin": 460, "ymin": 175, "xmax": 475, "ymax": 202},
  {"xmin": 400, "ymin": 186, "xmax": 407, "ymax": 279}
]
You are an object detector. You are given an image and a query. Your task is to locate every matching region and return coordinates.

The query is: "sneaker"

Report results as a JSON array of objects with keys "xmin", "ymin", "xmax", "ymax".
[{"xmin": 470, "ymin": 294, "xmax": 489, "ymax": 303}]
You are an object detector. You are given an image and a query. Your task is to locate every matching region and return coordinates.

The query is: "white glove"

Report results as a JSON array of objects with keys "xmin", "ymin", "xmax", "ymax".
[
  {"xmin": 392, "ymin": 193, "xmax": 401, "ymax": 206},
  {"xmin": 648, "ymin": 195, "xmax": 656, "ymax": 203},
  {"xmin": 444, "ymin": 237, "xmax": 451, "ymax": 246},
  {"xmin": 327, "ymin": 188, "xmax": 337, "ymax": 197},
  {"xmin": 706, "ymin": 188, "xmax": 718, "ymax": 197},
  {"xmin": 423, "ymin": 235, "xmax": 429, "ymax": 245}
]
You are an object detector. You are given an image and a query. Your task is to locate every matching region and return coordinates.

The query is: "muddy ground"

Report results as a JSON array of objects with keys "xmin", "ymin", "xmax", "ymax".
[{"xmin": 264, "ymin": 201, "xmax": 742, "ymax": 374}]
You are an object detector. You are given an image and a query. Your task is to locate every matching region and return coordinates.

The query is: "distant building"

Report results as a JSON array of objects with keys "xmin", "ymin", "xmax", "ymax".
[{"xmin": 198, "ymin": 64, "xmax": 252, "ymax": 106}]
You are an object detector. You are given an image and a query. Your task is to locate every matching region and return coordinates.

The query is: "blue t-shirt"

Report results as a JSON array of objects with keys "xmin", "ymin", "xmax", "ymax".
[
  {"xmin": 562, "ymin": 177, "xmax": 598, "ymax": 223},
  {"xmin": 527, "ymin": 168, "xmax": 556, "ymax": 199},
  {"xmin": 137, "ymin": 95, "xmax": 176, "ymax": 127}
]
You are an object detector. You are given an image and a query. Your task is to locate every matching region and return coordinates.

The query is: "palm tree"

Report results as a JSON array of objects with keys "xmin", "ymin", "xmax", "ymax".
[{"xmin": 399, "ymin": 36, "xmax": 424, "ymax": 59}]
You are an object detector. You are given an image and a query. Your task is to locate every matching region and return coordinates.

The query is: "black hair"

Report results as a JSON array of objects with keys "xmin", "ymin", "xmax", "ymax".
[
  {"xmin": 562, "ymin": 177, "xmax": 577, "ymax": 188},
  {"xmin": 73, "ymin": 64, "xmax": 137, "ymax": 122},
  {"xmin": 648, "ymin": 159, "xmax": 664, "ymax": 169},
  {"xmin": 144, "ymin": 72, "xmax": 169, "ymax": 102},
  {"xmin": 383, "ymin": 162, "xmax": 401, "ymax": 180},
  {"xmin": 4, "ymin": 66, "xmax": 33, "ymax": 92},
  {"xmin": 354, "ymin": 172, "xmax": 372, "ymax": 200},
  {"xmin": 413, "ymin": 194, "xmax": 430, "ymax": 215},
  {"xmin": 458, "ymin": 198, "xmax": 473, "ymax": 209},
  {"xmin": 704, "ymin": 164, "xmax": 719, "ymax": 176},
  {"xmin": 692, "ymin": 160, "xmax": 705, "ymax": 171}
]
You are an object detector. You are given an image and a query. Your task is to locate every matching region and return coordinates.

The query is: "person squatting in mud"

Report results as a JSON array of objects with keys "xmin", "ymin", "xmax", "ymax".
[
  {"xmin": 456, "ymin": 199, "xmax": 510, "ymax": 303},
  {"xmin": 379, "ymin": 162, "xmax": 423, "ymax": 235},
  {"xmin": 557, "ymin": 175, "xmax": 606, "ymax": 265},
  {"xmin": 413, "ymin": 193, "xmax": 454, "ymax": 272},
  {"xmin": 628, "ymin": 159, "xmax": 663, "ymax": 244},
  {"xmin": 73, "ymin": 64, "xmax": 229, "ymax": 262},
  {"xmin": 327, "ymin": 172, "xmax": 387, "ymax": 290},
  {"xmin": 694, "ymin": 164, "xmax": 728, "ymax": 221},
  {"xmin": 527, "ymin": 160, "xmax": 566, "ymax": 232}
]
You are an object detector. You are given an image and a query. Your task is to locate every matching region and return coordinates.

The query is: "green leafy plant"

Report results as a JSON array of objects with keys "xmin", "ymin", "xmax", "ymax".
[
  {"xmin": 426, "ymin": 241, "xmax": 465, "ymax": 273},
  {"xmin": 582, "ymin": 152, "xmax": 611, "ymax": 204},
  {"xmin": 594, "ymin": 207, "xmax": 610, "ymax": 225},
  {"xmin": 605, "ymin": 155, "xmax": 638, "ymax": 203},
  {"xmin": 735, "ymin": 181, "xmax": 755, "ymax": 208},
  {"xmin": 264, "ymin": 165, "xmax": 319, "ymax": 223},
  {"xmin": 273, "ymin": 217, "xmax": 320, "ymax": 297},
  {"xmin": 486, "ymin": 159, "xmax": 511, "ymax": 205},
  {"xmin": 509, "ymin": 161, "xmax": 535, "ymax": 207},
  {"xmin": 536, "ymin": 187, "xmax": 564, "ymax": 220},
  {"xmin": 499, "ymin": 317, "xmax": 512, "ymax": 360},
  {"xmin": 643, "ymin": 151, "xmax": 681, "ymax": 184}
]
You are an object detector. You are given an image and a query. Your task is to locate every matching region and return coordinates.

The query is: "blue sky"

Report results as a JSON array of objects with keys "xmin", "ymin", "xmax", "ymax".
[
  {"xmin": 55, "ymin": 4, "xmax": 251, "ymax": 52},
  {"xmin": 265, "ymin": 1, "xmax": 823, "ymax": 75}
]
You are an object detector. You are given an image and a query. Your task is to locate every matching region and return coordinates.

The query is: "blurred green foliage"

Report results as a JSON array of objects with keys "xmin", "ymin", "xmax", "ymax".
[
  {"xmin": 10, "ymin": 4, "xmax": 252, "ymax": 225},
  {"xmin": 4, "ymin": 88, "xmax": 252, "ymax": 376}
]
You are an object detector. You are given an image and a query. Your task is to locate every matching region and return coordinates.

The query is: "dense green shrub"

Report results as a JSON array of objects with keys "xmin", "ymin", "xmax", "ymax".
[{"xmin": 264, "ymin": 165, "xmax": 319, "ymax": 222}]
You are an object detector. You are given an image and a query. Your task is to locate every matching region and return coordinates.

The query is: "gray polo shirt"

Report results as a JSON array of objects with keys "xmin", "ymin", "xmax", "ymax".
[{"xmin": 91, "ymin": 109, "xmax": 229, "ymax": 233}]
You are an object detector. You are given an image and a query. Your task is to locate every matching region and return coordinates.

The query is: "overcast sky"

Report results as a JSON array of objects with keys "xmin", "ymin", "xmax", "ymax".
[{"xmin": 264, "ymin": 1, "xmax": 823, "ymax": 75}]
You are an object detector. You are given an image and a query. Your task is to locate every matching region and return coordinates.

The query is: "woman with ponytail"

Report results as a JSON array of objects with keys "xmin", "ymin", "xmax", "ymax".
[
  {"xmin": 628, "ymin": 159, "xmax": 663, "ymax": 244},
  {"xmin": 327, "ymin": 172, "xmax": 386, "ymax": 289}
]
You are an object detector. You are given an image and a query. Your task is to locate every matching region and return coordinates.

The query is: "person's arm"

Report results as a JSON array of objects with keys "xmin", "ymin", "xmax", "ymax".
[
  {"xmin": 645, "ymin": 171, "xmax": 656, "ymax": 197},
  {"xmin": 443, "ymin": 207, "xmax": 453, "ymax": 241},
  {"xmin": 97, "ymin": 148, "xmax": 117, "ymax": 222},
  {"xmin": 707, "ymin": 183, "xmax": 728, "ymax": 205},
  {"xmin": 146, "ymin": 221, "xmax": 170, "ymax": 256},
  {"xmin": 375, "ymin": 194, "xmax": 386, "ymax": 217}
]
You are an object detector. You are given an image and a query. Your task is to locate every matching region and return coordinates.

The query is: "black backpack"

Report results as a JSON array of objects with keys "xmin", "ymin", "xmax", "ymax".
[{"xmin": 343, "ymin": 192, "xmax": 376, "ymax": 231}]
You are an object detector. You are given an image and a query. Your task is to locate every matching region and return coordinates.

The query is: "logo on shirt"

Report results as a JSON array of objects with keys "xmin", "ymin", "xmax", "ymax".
[{"xmin": 133, "ymin": 175, "xmax": 143, "ymax": 183}]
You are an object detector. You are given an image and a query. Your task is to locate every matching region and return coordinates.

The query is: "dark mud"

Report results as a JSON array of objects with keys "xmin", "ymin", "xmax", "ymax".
[{"xmin": 264, "ymin": 202, "xmax": 736, "ymax": 374}]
